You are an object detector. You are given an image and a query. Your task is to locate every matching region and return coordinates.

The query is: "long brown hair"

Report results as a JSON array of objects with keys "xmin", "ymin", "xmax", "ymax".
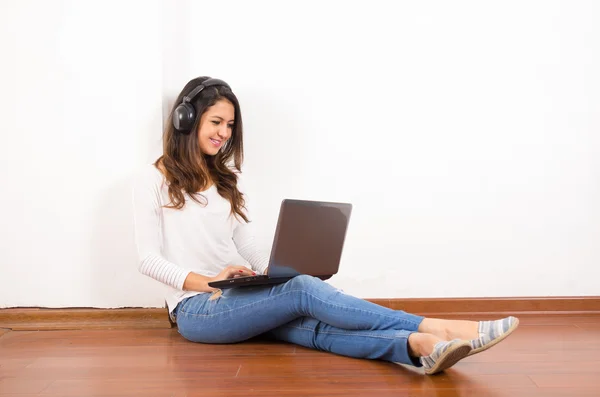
[{"xmin": 155, "ymin": 76, "xmax": 248, "ymax": 222}]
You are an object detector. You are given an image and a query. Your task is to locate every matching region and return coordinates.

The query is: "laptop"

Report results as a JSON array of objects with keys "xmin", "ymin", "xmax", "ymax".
[{"xmin": 208, "ymin": 198, "xmax": 352, "ymax": 289}]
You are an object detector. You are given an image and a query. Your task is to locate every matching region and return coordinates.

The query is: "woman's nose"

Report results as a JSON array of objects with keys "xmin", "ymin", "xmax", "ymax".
[{"xmin": 217, "ymin": 126, "xmax": 228, "ymax": 138}]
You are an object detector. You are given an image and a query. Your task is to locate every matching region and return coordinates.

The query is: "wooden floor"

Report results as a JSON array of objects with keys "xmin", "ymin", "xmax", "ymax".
[{"xmin": 1, "ymin": 314, "xmax": 599, "ymax": 396}]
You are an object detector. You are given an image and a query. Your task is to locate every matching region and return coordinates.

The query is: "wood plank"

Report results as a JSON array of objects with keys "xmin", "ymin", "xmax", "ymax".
[
  {"xmin": 0, "ymin": 343, "xmax": 296, "ymax": 360},
  {"xmin": 2, "ymin": 365, "xmax": 235, "ymax": 381},
  {"xmin": 0, "ymin": 357, "xmax": 36, "ymax": 370},
  {"xmin": 455, "ymin": 360, "xmax": 600, "ymax": 374},
  {"xmin": 39, "ymin": 374, "xmax": 537, "ymax": 396},
  {"xmin": 0, "ymin": 395, "xmax": 39, "ymax": 397},
  {"xmin": 575, "ymin": 322, "xmax": 600, "ymax": 330},
  {"xmin": 0, "ymin": 328, "xmax": 182, "ymax": 345},
  {"xmin": 236, "ymin": 355, "xmax": 396, "ymax": 377},
  {"xmin": 525, "ymin": 389, "xmax": 600, "ymax": 397},
  {"xmin": 0, "ymin": 308, "xmax": 171, "ymax": 331},
  {"xmin": 0, "ymin": 330, "xmax": 294, "ymax": 359},
  {"xmin": 0, "ymin": 378, "xmax": 53, "ymax": 394},
  {"xmin": 529, "ymin": 374, "xmax": 600, "ymax": 388}
]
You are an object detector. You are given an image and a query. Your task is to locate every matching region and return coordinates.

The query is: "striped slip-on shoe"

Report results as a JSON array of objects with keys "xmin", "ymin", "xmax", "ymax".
[
  {"xmin": 468, "ymin": 316, "xmax": 519, "ymax": 356},
  {"xmin": 420, "ymin": 339, "xmax": 472, "ymax": 375}
]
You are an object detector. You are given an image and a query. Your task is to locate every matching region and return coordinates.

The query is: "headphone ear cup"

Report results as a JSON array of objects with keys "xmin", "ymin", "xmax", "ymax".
[{"xmin": 173, "ymin": 102, "xmax": 196, "ymax": 133}]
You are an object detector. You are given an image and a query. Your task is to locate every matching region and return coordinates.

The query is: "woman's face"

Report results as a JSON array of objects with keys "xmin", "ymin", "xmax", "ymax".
[{"xmin": 197, "ymin": 99, "xmax": 235, "ymax": 156}]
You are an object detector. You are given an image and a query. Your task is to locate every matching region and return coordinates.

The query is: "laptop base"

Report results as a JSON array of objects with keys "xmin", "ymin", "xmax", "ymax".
[
  {"xmin": 207, "ymin": 274, "xmax": 334, "ymax": 289},
  {"xmin": 208, "ymin": 275, "xmax": 294, "ymax": 289}
]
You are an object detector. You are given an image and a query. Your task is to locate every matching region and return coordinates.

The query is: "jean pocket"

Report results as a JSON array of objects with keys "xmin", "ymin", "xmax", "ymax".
[{"xmin": 179, "ymin": 293, "xmax": 213, "ymax": 317}]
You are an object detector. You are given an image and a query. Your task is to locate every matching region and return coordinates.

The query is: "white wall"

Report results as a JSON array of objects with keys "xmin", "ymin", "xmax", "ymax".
[
  {"xmin": 169, "ymin": 0, "xmax": 600, "ymax": 299},
  {"xmin": 0, "ymin": 0, "xmax": 166, "ymax": 308},
  {"xmin": 0, "ymin": 0, "xmax": 598, "ymax": 308}
]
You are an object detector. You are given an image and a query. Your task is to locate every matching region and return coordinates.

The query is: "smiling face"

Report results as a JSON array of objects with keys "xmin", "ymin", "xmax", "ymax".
[{"xmin": 197, "ymin": 99, "xmax": 235, "ymax": 156}]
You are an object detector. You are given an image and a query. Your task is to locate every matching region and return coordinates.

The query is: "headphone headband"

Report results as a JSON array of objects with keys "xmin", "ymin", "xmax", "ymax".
[{"xmin": 183, "ymin": 78, "xmax": 231, "ymax": 104}]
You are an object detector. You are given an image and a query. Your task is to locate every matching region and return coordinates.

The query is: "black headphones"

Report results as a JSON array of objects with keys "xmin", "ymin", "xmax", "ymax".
[{"xmin": 172, "ymin": 78, "xmax": 231, "ymax": 133}]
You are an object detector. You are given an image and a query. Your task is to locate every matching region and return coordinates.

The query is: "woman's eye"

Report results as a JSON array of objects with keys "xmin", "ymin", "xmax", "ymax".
[
  {"xmin": 211, "ymin": 121, "xmax": 220, "ymax": 125},
  {"xmin": 228, "ymin": 124, "xmax": 234, "ymax": 129}
]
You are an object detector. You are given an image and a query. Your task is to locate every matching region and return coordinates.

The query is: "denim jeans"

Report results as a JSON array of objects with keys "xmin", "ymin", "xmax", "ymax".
[{"xmin": 173, "ymin": 275, "xmax": 424, "ymax": 366}]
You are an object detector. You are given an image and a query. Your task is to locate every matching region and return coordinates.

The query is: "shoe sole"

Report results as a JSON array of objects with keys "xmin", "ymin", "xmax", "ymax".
[
  {"xmin": 424, "ymin": 341, "xmax": 472, "ymax": 375},
  {"xmin": 468, "ymin": 317, "xmax": 520, "ymax": 356}
]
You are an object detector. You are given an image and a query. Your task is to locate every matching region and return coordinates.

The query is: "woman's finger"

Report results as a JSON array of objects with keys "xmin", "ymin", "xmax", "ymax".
[
  {"xmin": 220, "ymin": 266, "xmax": 255, "ymax": 280},
  {"xmin": 234, "ymin": 265, "xmax": 254, "ymax": 272},
  {"xmin": 234, "ymin": 267, "xmax": 256, "ymax": 275}
]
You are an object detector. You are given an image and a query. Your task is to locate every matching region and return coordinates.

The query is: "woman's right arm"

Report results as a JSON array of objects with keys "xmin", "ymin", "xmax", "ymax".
[
  {"xmin": 132, "ymin": 167, "xmax": 254, "ymax": 293},
  {"xmin": 182, "ymin": 272, "xmax": 214, "ymax": 292},
  {"xmin": 132, "ymin": 167, "xmax": 198, "ymax": 290}
]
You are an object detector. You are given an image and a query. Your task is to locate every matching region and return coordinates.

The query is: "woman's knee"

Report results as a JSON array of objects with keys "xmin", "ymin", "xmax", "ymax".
[
  {"xmin": 287, "ymin": 274, "xmax": 320, "ymax": 289},
  {"xmin": 177, "ymin": 318, "xmax": 246, "ymax": 344}
]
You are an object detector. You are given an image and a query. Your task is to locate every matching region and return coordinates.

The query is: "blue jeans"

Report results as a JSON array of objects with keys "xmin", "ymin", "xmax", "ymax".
[{"xmin": 173, "ymin": 275, "xmax": 424, "ymax": 366}]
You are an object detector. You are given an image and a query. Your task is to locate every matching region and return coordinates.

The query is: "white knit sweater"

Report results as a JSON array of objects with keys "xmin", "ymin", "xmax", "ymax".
[{"xmin": 132, "ymin": 164, "xmax": 269, "ymax": 314}]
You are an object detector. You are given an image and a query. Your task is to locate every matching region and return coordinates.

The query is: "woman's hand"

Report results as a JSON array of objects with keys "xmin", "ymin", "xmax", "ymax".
[
  {"xmin": 183, "ymin": 265, "xmax": 256, "ymax": 293},
  {"xmin": 211, "ymin": 265, "xmax": 256, "ymax": 282}
]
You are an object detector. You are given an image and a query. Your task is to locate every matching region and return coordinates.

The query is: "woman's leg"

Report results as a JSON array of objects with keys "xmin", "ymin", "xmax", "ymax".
[
  {"xmin": 265, "ymin": 317, "xmax": 476, "ymax": 373},
  {"xmin": 175, "ymin": 275, "xmax": 423, "ymax": 344},
  {"xmin": 264, "ymin": 316, "xmax": 432, "ymax": 366}
]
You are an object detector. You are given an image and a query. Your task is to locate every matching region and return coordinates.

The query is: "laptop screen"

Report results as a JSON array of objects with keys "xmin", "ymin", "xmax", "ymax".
[{"xmin": 267, "ymin": 199, "xmax": 352, "ymax": 278}]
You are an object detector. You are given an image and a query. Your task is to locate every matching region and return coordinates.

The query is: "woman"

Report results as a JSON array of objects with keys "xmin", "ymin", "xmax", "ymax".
[{"xmin": 132, "ymin": 76, "xmax": 518, "ymax": 375}]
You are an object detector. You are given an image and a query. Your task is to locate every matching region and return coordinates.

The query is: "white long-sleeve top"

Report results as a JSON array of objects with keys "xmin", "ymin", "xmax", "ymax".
[{"xmin": 132, "ymin": 164, "xmax": 269, "ymax": 314}]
